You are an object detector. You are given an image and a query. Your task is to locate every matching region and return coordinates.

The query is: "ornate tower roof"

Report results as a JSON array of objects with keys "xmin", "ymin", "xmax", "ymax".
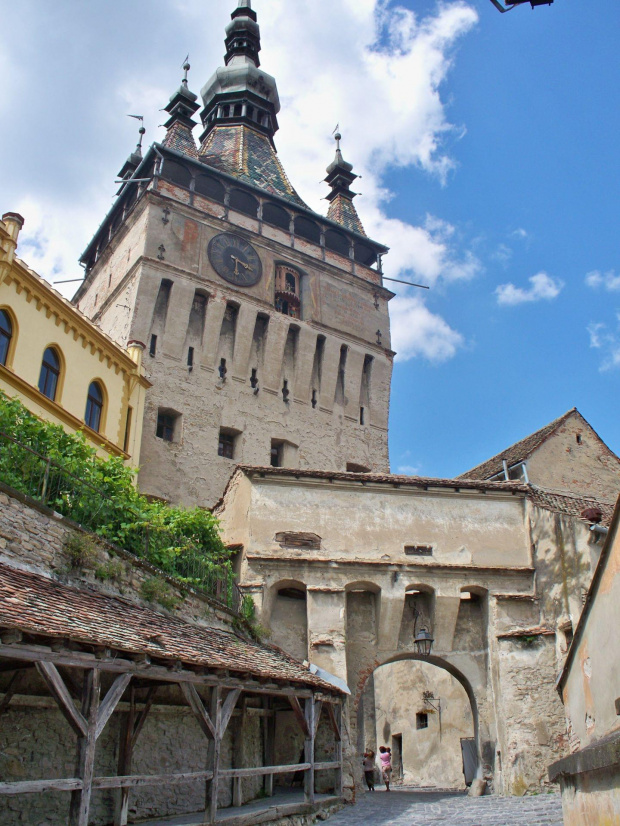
[
  {"xmin": 197, "ymin": 1, "xmax": 307, "ymax": 206},
  {"xmin": 161, "ymin": 61, "xmax": 199, "ymax": 159},
  {"xmin": 199, "ymin": 0, "xmax": 280, "ymax": 145},
  {"xmin": 325, "ymin": 133, "xmax": 367, "ymax": 237}
]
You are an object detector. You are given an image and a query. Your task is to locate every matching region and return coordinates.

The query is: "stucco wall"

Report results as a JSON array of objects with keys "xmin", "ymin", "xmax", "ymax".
[
  {"xmin": 527, "ymin": 413, "xmax": 620, "ymax": 504},
  {"xmin": 561, "ymin": 514, "xmax": 620, "ymax": 749},
  {"xmin": 373, "ymin": 659, "xmax": 473, "ymax": 789}
]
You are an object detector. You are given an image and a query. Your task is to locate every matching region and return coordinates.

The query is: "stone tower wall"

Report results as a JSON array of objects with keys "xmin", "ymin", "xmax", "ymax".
[{"xmin": 76, "ymin": 185, "xmax": 392, "ymax": 507}]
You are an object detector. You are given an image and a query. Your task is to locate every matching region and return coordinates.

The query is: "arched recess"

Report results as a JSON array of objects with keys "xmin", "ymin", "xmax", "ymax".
[
  {"xmin": 356, "ymin": 652, "xmax": 480, "ymax": 790},
  {"xmin": 194, "ymin": 174, "xmax": 225, "ymax": 204},
  {"xmin": 267, "ymin": 580, "xmax": 308, "ymax": 662},
  {"xmin": 324, "ymin": 228, "xmax": 349, "ymax": 258},
  {"xmin": 263, "ymin": 202, "xmax": 290, "ymax": 231},
  {"xmin": 229, "ymin": 189, "xmax": 259, "ymax": 218},
  {"xmin": 398, "ymin": 584, "xmax": 435, "ymax": 650},
  {"xmin": 160, "ymin": 159, "xmax": 192, "ymax": 189},
  {"xmin": 294, "ymin": 216, "xmax": 321, "ymax": 245},
  {"xmin": 453, "ymin": 586, "xmax": 489, "ymax": 652}
]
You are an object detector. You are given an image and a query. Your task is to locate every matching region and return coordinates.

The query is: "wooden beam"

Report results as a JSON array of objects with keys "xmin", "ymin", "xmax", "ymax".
[
  {"xmin": 326, "ymin": 702, "xmax": 341, "ymax": 741},
  {"xmin": 96, "ymin": 673, "xmax": 132, "ymax": 740},
  {"xmin": 0, "ymin": 670, "xmax": 21, "ymax": 716},
  {"xmin": 0, "ymin": 778, "xmax": 83, "ymax": 795},
  {"xmin": 35, "ymin": 661, "xmax": 87, "ymax": 737},
  {"xmin": 94, "ymin": 770, "xmax": 214, "ymax": 789},
  {"xmin": 206, "ymin": 686, "xmax": 222, "ymax": 825},
  {"xmin": 181, "ymin": 683, "xmax": 215, "ymax": 740},
  {"xmin": 114, "ymin": 684, "xmax": 135, "ymax": 826},
  {"xmin": 288, "ymin": 696, "xmax": 310, "ymax": 738},
  {"xmin": 0, "ymin": 643, "xmax": 319, "ymax": 698},
  {"xmin": 314, "ymin": 761, "xmax": 341, "ymax": 771},
  {"xmin": 304, "ymin": 696, "xmax": 316, "ymax": 805},
  {"xmin": 334, "ymin": 703, "xmax": 343, "ymax": 797},
  {"xmin": 262, "ymin": 697, "xmax": 275, "ymax": 798},
  {"xmin": 313, "ymin": 700, "xmax": 323, "ymax": 738},
  {"xmin": 220, "ymin": 763, "xmax": 311, "ymax": 779},
  {"xmin": 130, "ymin": 685, "xmax": 157, "ymax": 750},
  {"xmin": 220, "ymin": 688, "xmax": 242, "ymax": 736},
  {"xmin": 69, "ymin": 668, "xmax": 101, "ymax": 826}
]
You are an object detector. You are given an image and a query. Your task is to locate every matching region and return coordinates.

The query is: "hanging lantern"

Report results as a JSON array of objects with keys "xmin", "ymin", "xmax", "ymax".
[{"xmin": 414, "ymin": 627, "xmax": 434, "ymax": 658}]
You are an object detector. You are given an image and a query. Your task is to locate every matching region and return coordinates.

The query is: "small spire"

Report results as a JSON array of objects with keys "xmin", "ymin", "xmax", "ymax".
[
  {"xmin": 324, "ymin": 132, "xmax": 367, "ymax": 237},
  {"xmin": 117, "ymin": 117, "xmax": 146, "ymax": 183},
  {"xmin": 162, "ymin": 59, "xmax": 199, "ymax": 158}
]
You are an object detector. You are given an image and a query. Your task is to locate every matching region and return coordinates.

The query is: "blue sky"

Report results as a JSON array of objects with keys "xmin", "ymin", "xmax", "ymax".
[{"xmin": 1, "ymin": 0, "xmax": 618, "ymax": 482}]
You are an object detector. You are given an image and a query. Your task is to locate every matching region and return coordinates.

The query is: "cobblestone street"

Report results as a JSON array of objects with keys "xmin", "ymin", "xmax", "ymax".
[{"xmin": 325, "ymin": 789, "xmax": 564, "ymax": 826}]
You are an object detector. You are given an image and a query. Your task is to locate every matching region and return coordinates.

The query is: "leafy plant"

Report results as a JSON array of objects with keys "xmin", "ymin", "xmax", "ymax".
[
  {"xmin": 0, "ymin": 392, "xmax": 234, "ymax": 603},
  {"xmin": 95, "ymin": 559, "xmax": 125, "ymax": 581},
  {"xmin": 140, "ymin": 577, "xmax": 180, "ymax": 610},
  {"xmin": 63, "ymin": 532, "xmax": 99, "ymax": 570}
]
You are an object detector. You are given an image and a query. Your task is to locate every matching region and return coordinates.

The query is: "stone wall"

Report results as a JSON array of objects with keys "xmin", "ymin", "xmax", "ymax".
[{"xmin": 0, "ymin": 484, "xmax": 237, "ymax": 632}]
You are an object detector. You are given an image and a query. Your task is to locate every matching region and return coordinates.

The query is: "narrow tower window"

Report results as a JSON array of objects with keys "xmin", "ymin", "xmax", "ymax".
[{"xmin": 275, "ymin": 265, "xmax": 301, "ymax": 318}]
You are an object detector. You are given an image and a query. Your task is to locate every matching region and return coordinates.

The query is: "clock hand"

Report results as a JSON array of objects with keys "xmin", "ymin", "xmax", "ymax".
[{"xmin": 230, "ymin": 254, "xmax": 253, "ymax": 275}]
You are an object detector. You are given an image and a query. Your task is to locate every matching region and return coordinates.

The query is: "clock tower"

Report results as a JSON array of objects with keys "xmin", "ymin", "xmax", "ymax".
[{"xmin": 74, "ymin": 0, "xmax": 394, "ymax": 508}]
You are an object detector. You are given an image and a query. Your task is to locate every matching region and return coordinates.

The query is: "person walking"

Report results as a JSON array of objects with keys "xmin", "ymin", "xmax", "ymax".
[
  {"xmin": 378, "ymin": 745, "xmax": 392, "ymax": 791},
  {"xmin": 362, "ymin": 749, "xmax": 376, "ymax": 792}
]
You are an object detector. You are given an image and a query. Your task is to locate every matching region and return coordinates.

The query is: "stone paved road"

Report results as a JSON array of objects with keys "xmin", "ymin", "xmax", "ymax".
[{"xmin": 325, "ymin": 789, "xmax": 564, "ymax": 826}]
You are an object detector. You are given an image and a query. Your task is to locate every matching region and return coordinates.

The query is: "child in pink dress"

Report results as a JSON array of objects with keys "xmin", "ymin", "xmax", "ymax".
[{"xmin": 378, "ymin": 746, "xmax": 392, "ymax": 791}]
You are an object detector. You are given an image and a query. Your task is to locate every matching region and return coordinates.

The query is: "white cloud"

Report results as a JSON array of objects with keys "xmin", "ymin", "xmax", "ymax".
[
  {"xmin": 511, "ymin": 228, "xmax": 529, "ymax": 240},
  {"xmin": 585, "ymin": 270, "xmax": 620, "ymax": 291},
  {"xmin": 495, "ymin": 272, "xmax": 564, "ymax": 306},
  {"xmin": 390, "ymin": 295, "xmax": 463, "ymax": 362},
  {"xmin": 587, "ymin": 321, "xmax": 620, "ymax": 371},
  {"xmin": 397, "ymin": 465, "xmax": 421, "ymax": 476},
  {"xmin": 0, "ymin": 0, "xmax": 481, "ymax": 360}
]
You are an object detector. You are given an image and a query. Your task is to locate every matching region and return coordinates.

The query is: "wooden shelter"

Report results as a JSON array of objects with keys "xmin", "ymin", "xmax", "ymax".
[{"xmin": 0, "ymin": 564, "xmax": 345, "ymax": 825}]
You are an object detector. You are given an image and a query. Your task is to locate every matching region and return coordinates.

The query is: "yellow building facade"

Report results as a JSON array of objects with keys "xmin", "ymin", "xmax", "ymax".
[{"xmin": 0, "ymin": 211, "xmax": 150, "ymax": 464}]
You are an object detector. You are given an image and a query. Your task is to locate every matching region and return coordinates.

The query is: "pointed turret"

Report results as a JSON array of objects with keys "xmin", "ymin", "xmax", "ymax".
[
  {"xmin": 325, "ymin": 133, "xmax": 367, "ymax": 237},
  {"xmin": 162, "ymin": 61, "xmax": 199, "ymax": 158},
  {"xmin": 117, "ymin": 121, "xmax": 145, "ymax": 186},
  {"xmin": 199, "ymin": 0, "xmax": 280, "ymax": 145}
]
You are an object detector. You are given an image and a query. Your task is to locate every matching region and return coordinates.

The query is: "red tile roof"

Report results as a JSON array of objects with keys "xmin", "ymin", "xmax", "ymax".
[
  {"xmin": 528, "ymin": 486, "xmax": 615, "ymax": 527},
  {"xmin": 0, "ymin": 564, "xmax": 339, "ymax": 693},
  {"xmin": 233, "ymin": 465, "xmax": 527, "ymax": 493}
]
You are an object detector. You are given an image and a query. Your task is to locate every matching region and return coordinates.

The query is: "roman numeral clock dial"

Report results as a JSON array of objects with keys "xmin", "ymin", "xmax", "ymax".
[{"xmin": 207, "ymin": 233, "xmax": 262, "ymax": 287}]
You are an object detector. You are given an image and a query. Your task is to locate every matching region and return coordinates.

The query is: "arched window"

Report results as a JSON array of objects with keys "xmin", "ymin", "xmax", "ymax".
[
  {"xmin": 325, "ymin": 228, "xmax": 350, "ymax": 257},
  {"xmin": 263, "ymin": 202, "xmax": 290, "ymax": 231},
  {"xmin": 0, "ymin": 310, "xmax": 12, "ymax": 366},
  {"xmin": 38, "ymin": 347, "xmax": 61, "ymax": 401},
  {"xmin": 294, "ymin": 216, "xmax": 321, "ymax": 245},
  {"xmin": 85, "ymin": 381, "xmax": 104, "ymax": 432},
  {"xmin": 229, "ymin": 189, "xmax": 259, "ymax": 218}
]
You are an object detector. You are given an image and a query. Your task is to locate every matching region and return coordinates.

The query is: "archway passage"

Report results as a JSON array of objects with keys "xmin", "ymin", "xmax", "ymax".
[{"xmin": 359, "ymin": 658, "xmax": 477, "ymax": 790}]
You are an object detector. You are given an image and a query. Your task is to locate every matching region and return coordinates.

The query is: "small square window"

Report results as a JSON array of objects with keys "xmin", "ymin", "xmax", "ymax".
[
  {"xmin": 156, "ymin": 410, "xmax": 179, "ymax": 442},
  {"xmin": 271, "ymin": 441, "xmax": 283, "ymax": 467},
  {"xmin": 218, "ymin": 430, "xmax": 235, "ymax": 459},
  {"xmin": 416, "ymin": 712, "xmax": 428, "ymax": 730},
  {"xmin": 404, "ymin": 545, "xmax": 433, "ymax": 557}
]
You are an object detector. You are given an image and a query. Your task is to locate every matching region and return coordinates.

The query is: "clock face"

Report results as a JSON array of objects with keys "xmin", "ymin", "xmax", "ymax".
[{"xmin": 207, "ymin": 233, "xmax": 262, "ymax": 287}]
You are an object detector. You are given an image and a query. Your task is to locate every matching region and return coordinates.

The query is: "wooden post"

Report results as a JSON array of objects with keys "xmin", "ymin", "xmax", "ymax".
[
  {"xmin": 232, "ymin": 697, "xmax": 247, "ymax": 807},
  {"xmin": 206, "ymin": 685, "xmax": 221, "ymax": 825},
  {"xmin": 114, "ymin": 684, "xmax": 157, "ymax": 826},
  {"xmin": 262, "ymin": 697, "xmax": 275, "ymax": 798},
  {"xmin": 304, "ymin": 695, "xmax": 316, "ymax": 805},
  {"xmin": 69, "ymin": 668, "xmax": 101, "ymax": 826},
  {"xmin": 334, "ymin": 703, "xmax": 344, "ymax": 797}
]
